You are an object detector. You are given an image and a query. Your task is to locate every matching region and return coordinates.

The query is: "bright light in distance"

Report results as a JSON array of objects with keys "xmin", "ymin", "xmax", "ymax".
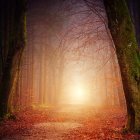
[
  {"xmin": 67, "ymin": 84, "xmax": 89, "ymax": 105},
  {"xmin": 73, "ymin": 87, "xmax": 85, "ymax": 102}
]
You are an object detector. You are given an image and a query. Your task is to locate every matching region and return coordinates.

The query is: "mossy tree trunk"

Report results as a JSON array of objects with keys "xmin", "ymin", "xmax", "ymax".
[
  {"xmin": 0, "ymin": 0, "xmax": 26, "ymax": 118},
  {"xmin": 104, "ymin": 0, "xmax": 140, "ymax": 132},
  {"xmin": 127, "ymin": 0, "xmax": 140, "ymax": 48}
]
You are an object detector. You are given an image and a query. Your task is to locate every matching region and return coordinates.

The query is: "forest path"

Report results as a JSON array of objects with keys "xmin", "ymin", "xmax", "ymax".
[{"xmin": 0, "ymin": 105, "xmax": 140, "ymax": 140}]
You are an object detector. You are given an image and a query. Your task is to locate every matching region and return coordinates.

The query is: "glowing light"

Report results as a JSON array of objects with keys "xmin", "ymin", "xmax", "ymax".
[
  {"xmin": 73, "ymin": 87, "xmax": 85, "ymax": 102},
  {"xmin": 67, "ymin": 83, "xmax": 89, "ymax": 105}
]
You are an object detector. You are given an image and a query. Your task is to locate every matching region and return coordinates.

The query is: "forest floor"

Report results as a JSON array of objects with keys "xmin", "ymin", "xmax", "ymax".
[{"xmin": 0, "ymin": 105, "xmax": 140, "ymax": 140}]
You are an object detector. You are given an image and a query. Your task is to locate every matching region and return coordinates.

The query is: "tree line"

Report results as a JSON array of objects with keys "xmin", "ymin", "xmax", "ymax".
[{"xmin": 0, "ymin": 0, "xmax": 139, "ymax": 132}]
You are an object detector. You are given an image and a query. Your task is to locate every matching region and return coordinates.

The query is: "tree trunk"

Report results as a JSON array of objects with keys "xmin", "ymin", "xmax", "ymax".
[
  {"xmin": 104, "ymin": 0, "xmax": 140, "ymax": 132},
  {"xmin": 127, "ymin": 0, "xmax": 140, "ymax": 48},
  {"xmin": 0, "ymin": 0, "xmax": 26, "ymax": 118}
]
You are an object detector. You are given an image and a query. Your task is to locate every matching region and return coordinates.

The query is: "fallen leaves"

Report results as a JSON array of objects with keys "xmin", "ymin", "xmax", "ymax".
[{"xmin": 0, "ymin": 106, "xmax": 140, "ymax": 140}]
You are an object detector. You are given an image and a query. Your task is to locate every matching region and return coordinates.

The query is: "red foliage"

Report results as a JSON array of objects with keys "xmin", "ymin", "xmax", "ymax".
[{"xmin": 0, "ymin": 107, "xmax": 140, "ymax": 140}]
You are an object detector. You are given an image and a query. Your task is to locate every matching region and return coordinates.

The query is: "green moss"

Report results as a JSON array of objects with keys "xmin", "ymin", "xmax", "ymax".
[
  {"xmin": 0, "ymin": 0, "xmax": 26, "ymax": 118},
  {"xmin": 104, "ymin": 0, "xmax": 140, "ymax": 132},
  {"xmin": 114, "ymin": 0, "xmax": 140, "ymax": 82}
]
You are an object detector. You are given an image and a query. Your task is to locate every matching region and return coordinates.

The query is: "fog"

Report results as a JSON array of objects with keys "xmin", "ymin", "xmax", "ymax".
[{"xmin": 16, "ymin": 0, "xmax": 125, "ymax": 108}]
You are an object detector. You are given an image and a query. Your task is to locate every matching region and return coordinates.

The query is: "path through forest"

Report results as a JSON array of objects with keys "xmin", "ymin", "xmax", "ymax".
[{"xmin": 0, "ymin": 105, "xmax": 140, "ymax": 140}]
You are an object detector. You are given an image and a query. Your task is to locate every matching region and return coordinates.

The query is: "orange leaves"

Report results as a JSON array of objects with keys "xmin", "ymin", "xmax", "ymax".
[{"xmin": 0, "ymin": 107, "xmax": 140, "ymax": 139}]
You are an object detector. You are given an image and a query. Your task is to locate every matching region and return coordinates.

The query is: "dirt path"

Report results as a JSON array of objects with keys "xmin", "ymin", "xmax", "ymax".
[{"xmin": 0, "ymin": 106, "xmax": 140, "ymax": 140}]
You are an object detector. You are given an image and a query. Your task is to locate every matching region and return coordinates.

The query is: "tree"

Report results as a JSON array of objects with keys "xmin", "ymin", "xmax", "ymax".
[
  {"xmin": 0, "ymin": 0, "xmax": 26, "ymax": 118},
  {"xmin": 127, "ymin": 0, "xmax": 140, "ymax": 48},
  {"xmin": 104, "ymin": 0, "xmax": 140, "ymax": 132}
]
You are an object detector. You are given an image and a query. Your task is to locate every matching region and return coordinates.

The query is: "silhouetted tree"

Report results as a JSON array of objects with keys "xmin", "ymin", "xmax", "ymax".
[
  {"xmin": 104, "ymin": 0, "xmax": 140, "ymax": 132},
  {"xmin": 127, "ymin": 0, "xmax": 140, "ymax": 48},
  {"xmin": 0, "ymin": 0, "xmax": 26, "ymax": 118}
]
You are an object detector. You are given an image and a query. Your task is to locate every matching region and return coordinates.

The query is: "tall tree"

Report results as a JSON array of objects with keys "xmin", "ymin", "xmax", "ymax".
[
  {"xmin": 127, "ymin": 0, "xmax": 140, "ymax": 48},
  {"xmin": 0, "ymin": 0, "xmax": 26, "ymax": 118},
  {"xmin": 104, "ymin": 0, "xmax": 140, "ymax": 132}
]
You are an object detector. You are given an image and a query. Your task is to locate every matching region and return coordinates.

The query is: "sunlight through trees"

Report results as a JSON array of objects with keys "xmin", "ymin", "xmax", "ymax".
[{"xmin": 0, "ymin": 0, "xmax": 140, "ymax": 134}]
